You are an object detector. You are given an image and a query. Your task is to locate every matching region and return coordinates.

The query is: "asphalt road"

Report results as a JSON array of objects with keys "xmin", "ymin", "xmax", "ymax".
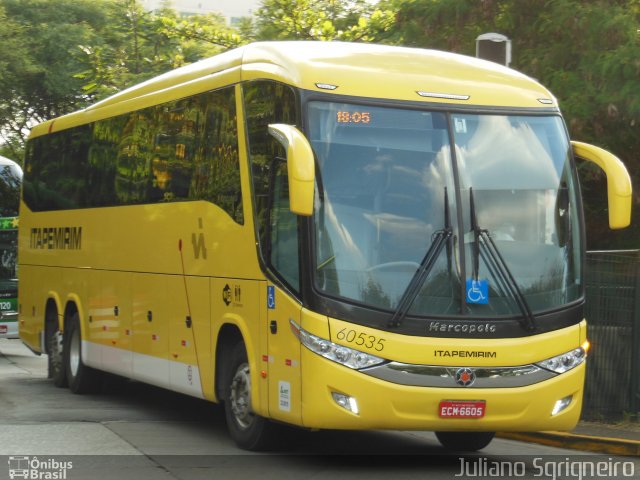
[{"xmin": 1, "ymin": 338, "xmax": 638, "ymax": 480}]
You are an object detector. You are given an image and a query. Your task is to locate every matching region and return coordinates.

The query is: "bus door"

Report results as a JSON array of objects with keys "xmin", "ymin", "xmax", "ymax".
[
  {"xmin": 264, "ymin": 160, "xmax": 303, "ymax": 424},
  {"xmin": 264, "ymin": 282, "xmax": 302, "ymax": 424}
]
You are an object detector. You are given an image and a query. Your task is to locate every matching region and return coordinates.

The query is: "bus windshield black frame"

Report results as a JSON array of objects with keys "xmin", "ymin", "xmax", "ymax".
[{"xmin": 304, "ymin": 98, "xmax": 585, "ymax": 337}]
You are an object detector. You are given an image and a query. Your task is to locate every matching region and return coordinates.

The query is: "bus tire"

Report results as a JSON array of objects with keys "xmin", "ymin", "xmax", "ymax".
[
  {"xmin": 64, "ymin": 313, "xmax": 100, "ymax": 394},
  {"xmin": 223, "ymin": 341, "xmax": 277, "ymax": 451},
  {"xmin": 435, "ymin": 431, "xmax": 495, "ymax": 451},
  {"xmin": 46, "ymin": 320, "xmax": 66, "ymax": 388}
]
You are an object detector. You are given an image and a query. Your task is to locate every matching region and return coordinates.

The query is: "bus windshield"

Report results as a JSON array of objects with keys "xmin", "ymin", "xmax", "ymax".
[{"xmin": 308, "ymin": 102, "xmax": 582, "ymax": 318}]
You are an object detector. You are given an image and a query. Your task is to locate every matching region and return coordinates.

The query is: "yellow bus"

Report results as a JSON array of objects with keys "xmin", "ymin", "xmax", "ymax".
[{"xmin": 19, "ymin": 41, "xmax": 632, "ymax": 451}]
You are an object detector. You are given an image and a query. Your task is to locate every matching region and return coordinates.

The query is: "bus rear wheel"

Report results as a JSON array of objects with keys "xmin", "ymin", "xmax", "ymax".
[
  {"xmin": 64, "ymin": 313, "xmax": 100, "ymax": 394},
  {"xmin": 223, "ymin": 342, "xmax": 279, "ymax": 451},
  {"xmin": 46, "ymin": 320, "xmax": 66, "ymax": 388},
  {"xmin": 435, "ymin": 431, "xmax": 495, "ymax": 451}
]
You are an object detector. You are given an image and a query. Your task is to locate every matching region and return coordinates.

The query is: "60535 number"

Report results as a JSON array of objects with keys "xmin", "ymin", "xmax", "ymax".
[{"xmin": 336, "ymin": 328, "xmax": 386, "ymax": 351}]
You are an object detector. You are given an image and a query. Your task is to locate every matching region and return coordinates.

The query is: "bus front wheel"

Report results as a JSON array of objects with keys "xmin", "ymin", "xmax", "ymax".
[
  {"xmin": 223, "ymin": 342, "xmax": 278, "ymax": 451},
  {"xmin": 64, "ymin": 313, "xmax": 100, "ymax": 394},
  {"xmin": 435, "ymin": 431, "xmax": 495, "ymax": 451}
]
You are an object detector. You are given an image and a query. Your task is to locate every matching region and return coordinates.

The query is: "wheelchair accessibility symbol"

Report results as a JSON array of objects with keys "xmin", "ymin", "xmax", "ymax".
[
  {"xmin": 466, "ymin": 279, "xmax": 489, "ymax": 305},
  {"xmin": 267, "ymin": 285, "xmax": 276, "ymax": 309}
]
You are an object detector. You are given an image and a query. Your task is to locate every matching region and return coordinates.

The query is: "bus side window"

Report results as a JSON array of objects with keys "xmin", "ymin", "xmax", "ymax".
[
  {"xmin": 244, "ymin": 80, "xmax": 300, "ymax": 293},
  {"xmin": 268, "ymin": 159, "xmax": 300, "ymax": 290}
]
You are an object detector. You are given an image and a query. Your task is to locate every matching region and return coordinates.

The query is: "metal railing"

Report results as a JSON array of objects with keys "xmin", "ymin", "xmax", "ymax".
[{"xmin": 582, "ymin": 250, "xmax": 640, "ymax": 420}]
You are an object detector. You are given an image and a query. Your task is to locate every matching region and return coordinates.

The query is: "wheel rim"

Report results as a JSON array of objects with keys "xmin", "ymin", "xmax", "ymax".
[
  {"xmin": 229, "ymin": 362, "xmax": 254, "ymax": 429},
  {"xmin": 69, "ymin": 327, "xmax": 81, "ymax": 378}
]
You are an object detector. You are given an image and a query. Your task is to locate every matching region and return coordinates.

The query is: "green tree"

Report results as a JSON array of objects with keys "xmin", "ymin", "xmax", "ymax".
[
  {"xmin": 75, "ymin": 1, "xmax": 189, "ymax": 99},
  {"xmin": 160, "ymin": 12, "xmax": 244, "ymax": 51},
  {"xmin": 0, "ymin": 0, "xmax": 246, "ymax": 158},
  {"xmin": 75, "ymin": 1, "xmax": 244, "ymax": 99},
  {"xmin": 0, "ymin": 0, "xmax": 109, "ymax": 159},
  {"xmin": 254, "ymin": 0, "xmax": 395, "ymax": 41},
  {"xmin": 382, "ymin": 0, "xmax": 496, "ymax": 50},
  {"xmin": 0, "ymin": 4, "xmax": 31, "ymax": 160}
]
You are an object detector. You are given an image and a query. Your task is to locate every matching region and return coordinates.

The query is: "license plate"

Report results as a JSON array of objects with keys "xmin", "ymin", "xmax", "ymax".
[
  {"xmin": 439, "ymin": 400, "xmax": 486, "ymax": 418},
  {"xmin": 0, "ymin": 325, "xmax": 7, "ymax": 334}
]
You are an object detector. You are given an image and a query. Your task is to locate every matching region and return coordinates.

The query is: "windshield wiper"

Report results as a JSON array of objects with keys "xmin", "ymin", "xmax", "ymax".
[
  {"xmin": 468, "ymin": 188, "xmax": 537, "ymax": 332},
  {"xmin": 388, "ymin": 188, "xmax": 453, "ymax": 328}
]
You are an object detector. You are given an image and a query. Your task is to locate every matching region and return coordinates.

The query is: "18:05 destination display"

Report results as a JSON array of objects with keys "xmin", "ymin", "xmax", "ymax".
[{"xmin": 336, "ymin": 110, "xmax": 372, "ymax": 124}]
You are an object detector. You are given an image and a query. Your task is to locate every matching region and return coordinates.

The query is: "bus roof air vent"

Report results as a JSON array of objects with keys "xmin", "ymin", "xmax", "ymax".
[
  {"xmin": 315, "ymin": 83, "xmax": 338, "ymax": 90},
  {"xmin": 417, "ymin": 91, "xmax": 470, "ymax": 101}
]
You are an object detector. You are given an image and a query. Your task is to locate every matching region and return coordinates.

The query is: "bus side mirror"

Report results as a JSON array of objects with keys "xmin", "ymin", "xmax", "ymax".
[
  {"xmin": 571, "ymin": 141, "xmax": 632, "ymax": 229},
  {"xmin": 268, "ymin": 124, "xmax": 315, "ymax": 216}
]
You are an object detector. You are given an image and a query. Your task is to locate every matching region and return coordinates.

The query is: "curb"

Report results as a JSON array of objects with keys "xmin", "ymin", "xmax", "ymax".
[{"xmin": 497, "ymin": 431, "xmax": 640, "ymax": 456}]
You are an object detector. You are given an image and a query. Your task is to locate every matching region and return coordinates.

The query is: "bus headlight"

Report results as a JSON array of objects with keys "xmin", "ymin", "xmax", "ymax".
[
  {"xmin": 290, "ymin": 320, "xmax": 386, "ymax": 370},
  {"xmin": 536, "ymin": 343, "xmax": 588, "ymax": 374}
]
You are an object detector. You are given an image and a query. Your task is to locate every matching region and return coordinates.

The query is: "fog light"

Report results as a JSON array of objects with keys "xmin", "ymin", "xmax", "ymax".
[
  {"xmin": 551, "ymin": 395, "xmax": 573, "ymax": 416},
  {"xmin": 332, "ymin": 392, "xmax": 359, "ymax": 415}
]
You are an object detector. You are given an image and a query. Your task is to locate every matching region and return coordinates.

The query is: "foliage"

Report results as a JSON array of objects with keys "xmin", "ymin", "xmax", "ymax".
[
  {"xmin": 159, "ymin": 13, "xmax": 245, "ymax": 50},
  {"xmin": 254, "ymin": 0, "xmax": 395, "ymax": 41},
  {"xmin": 0, "ymin": 0, "xmax": 109, "ymax": 159},
  {"xmin": 0, "ymin": 0, "xmax": 244, "ymax": 160},
  {"xmin": 74, "ymin": 1, "xmax": 242, "ymax": 99}
]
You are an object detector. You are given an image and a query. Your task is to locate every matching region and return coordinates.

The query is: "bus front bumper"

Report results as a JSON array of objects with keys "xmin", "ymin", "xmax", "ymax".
[
  {"xmin": 299, "ymin": 348, "xmax": 584, "ymax": 432},
  {"xmin": 0, "ymin": 313, "xmax": 19, "ymax": 339}
]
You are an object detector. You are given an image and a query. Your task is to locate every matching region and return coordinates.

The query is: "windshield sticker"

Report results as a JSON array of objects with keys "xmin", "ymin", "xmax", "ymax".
[
  {"xmin": 466, "ymin": 279, "xmax": 489, "ymax": 304},
  {"xmin": 279, "ymin": 381, "xmax": 291, "ymax": 412},
  {"xmin": 454, "ymin": 117, "xmax": 467, "ymax": 133}
]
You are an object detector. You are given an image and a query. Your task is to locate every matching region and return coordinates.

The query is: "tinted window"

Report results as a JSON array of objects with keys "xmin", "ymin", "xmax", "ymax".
[
  {"xmin": 0, "ymin": 163, "xmax": 21, "ymax": 217},
  {"xmin": 24, "ymin": 87, "xmax": 243, "ymax": 224},
  {"xmin": 243, "ymin": 81, "xmax": 300, "ymax": 290}
]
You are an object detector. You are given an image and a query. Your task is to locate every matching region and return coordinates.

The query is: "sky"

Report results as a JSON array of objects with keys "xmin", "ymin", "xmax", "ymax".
[{"xmin": 140, "ymin": 0, "xmax": 261, "ymax": 20}]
